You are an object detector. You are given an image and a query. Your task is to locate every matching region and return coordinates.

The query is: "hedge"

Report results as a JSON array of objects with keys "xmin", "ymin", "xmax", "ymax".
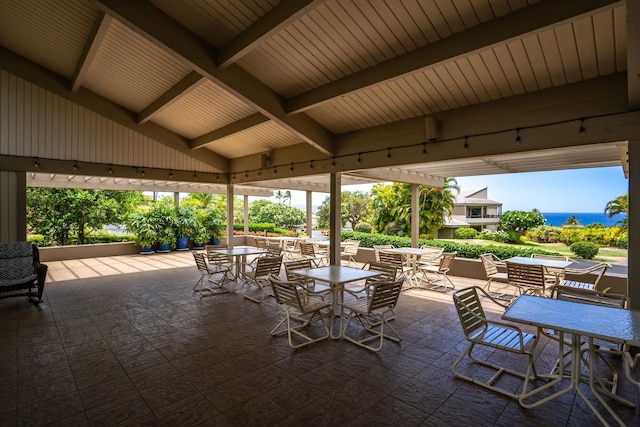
[{"xmin": 341, "ymin": 231, "xmax": 562, "ymax": 260}]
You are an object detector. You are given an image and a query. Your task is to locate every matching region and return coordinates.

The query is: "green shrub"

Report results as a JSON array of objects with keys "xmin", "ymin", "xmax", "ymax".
[
  {"xmin": 526, "ymin": 226, "xmax": 561, "ymax": 243},
  {"xmin": 233, "ymin": 223, "xmax": 277, "ymax": 233},
  {"xmin": 558, "ymin": 226, "xmax": 625, "ymax": 247},
  {"xmin": 586, "ymin": 222, "xmax": 606, "ymax": 228},
  {"xmin": 454, "ymin": 227, "xmax": 478, "ymax": 239},
  {"xmin": 570, "ymin": 241, "xmax": 599, "ymax": 259},
  {"xmin": 616, "ymin": 236, "xmax": 628, "ymax": 249},
  {"xmin": 354, "ymin": 222, "xmax": 372, "ymax": 233},
  {"xmin": 340, "ymin": 231, "xmax": 563, "ymax": 260}
]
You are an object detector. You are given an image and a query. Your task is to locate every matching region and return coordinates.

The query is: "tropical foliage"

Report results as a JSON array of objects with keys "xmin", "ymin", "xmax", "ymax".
[
  {"xmin": 369, "ymin": 178, "xmax": 459, "ymax": 237},
  {"xmin": 499, "ymin": 209, "xmax": 546, "ymax": 242},
  {"xmin": 248, "ymin": 200, "xmax": 305, "ymax": 230},
  {"xmin": 27, "ymin": 188, "xmax": 144, "ymax": 245},
  {"xmin": 604, "ymin": 194, "xmax": 628, "ymax": 230},
  {"xmin": 316, "ymin": 191, "xmax": 372, "ymax": 229}
]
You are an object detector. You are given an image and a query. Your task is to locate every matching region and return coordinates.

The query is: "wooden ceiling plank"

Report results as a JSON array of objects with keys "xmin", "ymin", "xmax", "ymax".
[
  {"xmin": 137, "ymin": 71, "xmax": 206, "ymax": 124},
  {"xmin": 71, "ymin": 11, "xmax": 112, "ymax": 92},
  {"xmin": 217, "ymin": 0, "xmax": 326, "ymax": 68},
  {"xmin": 286, "ymin": 0, "xmax": 622, "ymax": 114},
  {"xmin": 94, "ymin": 0, "xmax": 335, "ymax": 156}
]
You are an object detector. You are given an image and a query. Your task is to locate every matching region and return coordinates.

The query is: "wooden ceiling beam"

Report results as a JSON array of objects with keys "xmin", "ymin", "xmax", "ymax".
[
  {"xmin": 138, "ymin": 71, "xmax": 207, "ymax": 124},
  {"xmin": 286, "ymin": 0, "xmax": 623, "ymax": 114},
  {"xmin": 71, "ymin": 11, "xmax": 112, "ymax": 92},
  {"xmin": 217, "ymin": 0, "xmax": 326, "ymax": 68},
  {"xmin": 94, "ymin": 0, "xmax": 336, "ymax": 156}
]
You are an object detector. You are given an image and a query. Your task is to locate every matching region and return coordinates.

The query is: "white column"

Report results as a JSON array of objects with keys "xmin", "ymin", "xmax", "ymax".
[
  {"xmin": 243, "ymin": 195, "xmax": 249, "ymax": 235},
  {"xmin": 306, "ymin": 191, "xmax": 313, "ymax": 238},
  {"xmin": 411, "ymin": 184, "xmax": 419, "ymax": 247},
  {"xmin": 226, "ymin": 184, "xmax": 235, "ymax": 248},
  {"xmin": 628, "ymin": 140, "xmax": 638, "ymax": 309},
  {"xmin": 329, "ymin": 173, "xmax": 342, "ymax": 265}
]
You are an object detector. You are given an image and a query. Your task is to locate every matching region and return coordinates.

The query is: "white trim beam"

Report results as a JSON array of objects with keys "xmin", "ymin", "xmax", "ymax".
[
  {"xmin": 347, "ymin": 169, "xmax": 443, "ymax": 187},
  {"xmin": 287, "ymin": 0, "xmax": 623, "ymax": 113},
  {"xmin": 217, "ymin": 0, "xmax": 326, "ymax": 68},
  {"xmin": 71, "ymin": 11, "xmax": 112, "ymax": 92},
  {"xmin": 138, "ymin": 71, "xmax": 206, "ymax": 124},
  {"xmin": 94, "ymin": 0, "xmax": 335, "ymax": 156}
]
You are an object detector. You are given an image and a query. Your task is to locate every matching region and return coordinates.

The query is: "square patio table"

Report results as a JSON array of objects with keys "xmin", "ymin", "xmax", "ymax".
[
  {"xmin": 503, "ymin": 295, "xmax": 640, "ymax": 425},
  {"xmin": 290, "ymin": 265, "xmax": 383, "ymax": 338},
  {"xmin": 208, "ymin": 246, "xmax": 268, "ymax": 288},
  {"xmin": 386, "ymin": 247, "xmax": 443, "ymax": 286}
]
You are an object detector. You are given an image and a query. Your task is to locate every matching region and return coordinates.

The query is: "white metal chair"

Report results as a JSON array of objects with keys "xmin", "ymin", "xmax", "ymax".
[
  {"xmin": 373, "ymin": 245, "xmax": 394, "ymax": 262},
  {"xmin": 551, "ymin": 286, "xmax": 630, "ymax": 395},
  {"xmin": 531, "ymin": 253, "xmax": 569, "ymax": 285},
  {"xmin": 418, "ymin": 252, "xmax": 457, "ymax": 291},
  {"xmin": 452, "ymin": 286, "xmax": 539, "ymax": 399},
  {"xmin": 268, "ymin": 275, "xmax": 333, "ymax": 348},
  {"xmin": 299, "ymin": 242, "xmax": 329, "ymax": 267},
  {"xmin": 561, "ymin": 262, "xmax": 611, "ymax": 291},
  {"xmin": 339, "ymin": 275, "xmax": 405, "ymax": 352},
  {"xmin": 283, "ymin": 258, "xmax": 332, "ymax": 301},
  {"xmin": 479, "ymin": 253, "xmax": 509, "ymax": 295},
  {"xmin": 340, "ymin": 240, "xmax": 360, "ymax": 266},
  {"xmin": 506, "ymin": 261, "xmax": 553, "ymax": 297},
  {"xmin": 240, "ymin": 255, "xmax": 283, "ymax": 303},
  {"xmin": 192, "ymin": 251, "xmax": 233, "ymax": 297}
]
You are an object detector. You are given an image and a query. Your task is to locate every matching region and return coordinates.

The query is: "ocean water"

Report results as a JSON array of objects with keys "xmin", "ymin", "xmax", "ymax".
[{"xmin": 540, "ymin": 212, "xmax": 626, "ymax": 227}]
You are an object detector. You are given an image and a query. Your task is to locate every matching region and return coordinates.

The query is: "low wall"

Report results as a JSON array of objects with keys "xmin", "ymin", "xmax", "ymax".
[{"xmin": 37, "ymin": 239, "xmax": 628, "ymax": 295}]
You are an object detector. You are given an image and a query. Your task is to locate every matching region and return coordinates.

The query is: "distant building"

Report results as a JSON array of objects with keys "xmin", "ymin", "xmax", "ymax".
[{"xmin": 438, "ymin": 187, "xmax": 502, "ymax": 238}]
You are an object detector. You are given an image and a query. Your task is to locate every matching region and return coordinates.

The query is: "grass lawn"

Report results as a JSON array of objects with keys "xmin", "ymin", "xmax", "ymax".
[{"xmin": 443, "ymin": 239, "xmax": 627, "ymax": 264}]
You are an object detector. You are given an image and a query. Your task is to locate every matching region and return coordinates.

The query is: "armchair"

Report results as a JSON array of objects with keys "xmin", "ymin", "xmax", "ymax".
[{"xmin": 0, "ymin": 242, "xmax": 48, "ymax": 304}]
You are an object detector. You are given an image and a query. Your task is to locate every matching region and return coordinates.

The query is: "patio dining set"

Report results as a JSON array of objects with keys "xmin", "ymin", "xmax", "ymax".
[{"xmin": 191, "ymin": 240, "xmax": 640, "ymax": 425}]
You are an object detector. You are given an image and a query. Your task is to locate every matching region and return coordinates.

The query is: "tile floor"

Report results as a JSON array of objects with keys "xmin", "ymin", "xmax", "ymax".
[{"xmin": 0, "ymin": 251, "xmax": 638, "ymax": 426}]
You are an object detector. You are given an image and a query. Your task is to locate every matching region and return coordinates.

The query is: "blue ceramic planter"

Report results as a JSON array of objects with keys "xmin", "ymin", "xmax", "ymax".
[
  {"xmin": 157, "ymin": 243, "xmax": 171, "ymax": 253},
  {"xmin": 176, "ymin": 236, "xmax": 189, "ymax": 251}
]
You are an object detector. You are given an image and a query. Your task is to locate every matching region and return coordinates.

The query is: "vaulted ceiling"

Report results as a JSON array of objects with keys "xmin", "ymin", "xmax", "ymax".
[{"xmin": 1, "ymin": 0, "xmax": 637, "ymax": 193}]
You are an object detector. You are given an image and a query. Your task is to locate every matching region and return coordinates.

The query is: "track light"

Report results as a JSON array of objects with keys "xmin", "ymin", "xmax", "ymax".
[
  {"xmin": 108, "ymin": 166, "xmax": 113, "ymax": 174},
  {"xmin": 169, "ymin": 171, "xmax": 173, "ymax": 179},
  {"xmin": 73, "ymin": 163, "xmax": 78, "ymax": 171},
  {"xmin": 193, "ymin": 172, "xmax": 197, "ymax": 180},
  {"xmin": 34, "ymin": 160, "xmax": 39, "ymax": 168}
]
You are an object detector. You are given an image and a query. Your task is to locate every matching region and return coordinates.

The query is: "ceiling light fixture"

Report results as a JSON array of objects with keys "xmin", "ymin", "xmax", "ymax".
[
  {"xmin": 387, "ymin": 148, "xmax": 391, "ymax": 160},
  {"xmin": 169, "ymin": 171, "xmax": 173, "ymax": 179},
  {"xmin": 515, "ymin": 128, "xmax": 521, "ymax": 145},
  {"xmin": 463, "ymin": 137, "xmax": 469, "ymax": 152},
  {"xmin": 73, "ymin": 162, "xmax": 78, "ymax": 171},
  {"xmin": 34, "ymin": 160, "xmax": 39, "ymax": 168},
  {"xmin": 357, "ymin": 153, "xmax": 361, "ymax": 165},
  {"xmin": 422, "ymin": 143, "xmax": 427, "ymax": 157},
  {"xmin": 579, "ymin": 118, "xmax": 586, "ymax": 138},
  {"xmin": 309, "ymin": 160, "xmax": 313, "ymax": 170}
]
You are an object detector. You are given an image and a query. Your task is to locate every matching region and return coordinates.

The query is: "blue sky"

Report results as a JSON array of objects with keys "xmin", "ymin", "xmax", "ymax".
[{"xmin": 288, "ymin": 166, "xmax": 628, "ymax": 213}]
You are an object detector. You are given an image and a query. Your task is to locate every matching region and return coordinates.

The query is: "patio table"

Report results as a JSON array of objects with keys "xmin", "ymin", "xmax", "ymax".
[
  {"xmin": 290, "ymin": 265, "xmax": 383, "ymax": 338},
  {"xmin": 207, "ymin": 246, "xmax": 268, "ymax": 289},
  {"xmin": 385, "ymin": 247, "xmax": 442, "ymax": 287},
  {"xmin": 503, "ymin": 295, "xmax": 640, "ymax": 426}
]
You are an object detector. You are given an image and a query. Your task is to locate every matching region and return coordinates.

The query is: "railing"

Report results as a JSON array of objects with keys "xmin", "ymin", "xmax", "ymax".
[{"xmin": 466, "ymin": 214, "xmax": 501, "ymax": 219}]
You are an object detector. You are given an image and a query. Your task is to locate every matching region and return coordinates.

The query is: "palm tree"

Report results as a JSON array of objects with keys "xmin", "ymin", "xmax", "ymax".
[
  {"xmin": 274, "ymin": 190, "xmax": 292, "ymax": 205},
  {"xmin": 605, "ymin": 194, "xmax": 628, "ymax": 229}
]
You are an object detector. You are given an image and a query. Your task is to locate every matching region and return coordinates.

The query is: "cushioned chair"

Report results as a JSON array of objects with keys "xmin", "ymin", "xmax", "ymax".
[
  {"xmin": 268, "ymin": 275, "xmax": 333, "ymax": 348},
  {"xmin": 339, "ymin": 275, "xmax": 404, "ymax": 352},
  {"xmin": 0, "ymin": 242, "xmax": 48, "ymax": 304},
  {"xmin": 452, "ymin": 286, "xmax": 539, "ymax": 399}
]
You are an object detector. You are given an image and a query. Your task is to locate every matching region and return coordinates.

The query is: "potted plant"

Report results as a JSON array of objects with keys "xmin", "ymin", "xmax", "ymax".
[
  {"xmin": 192, "ymin": 209, "xmax": 211, "ymax": 250},
  {"xmin": 125, "ymin": 209, "xmax": 156, "ymax": 254},
  {"xmin": 149, "ymin": 200, "xmax": 176, "ymax": 253},
  {"xmin": 174, "ymin": 206, "xmax": 198, "ymax": 250},
  {"xmin": 201, "ymin": 205, "xmax": 225, "ymax": 244}
]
